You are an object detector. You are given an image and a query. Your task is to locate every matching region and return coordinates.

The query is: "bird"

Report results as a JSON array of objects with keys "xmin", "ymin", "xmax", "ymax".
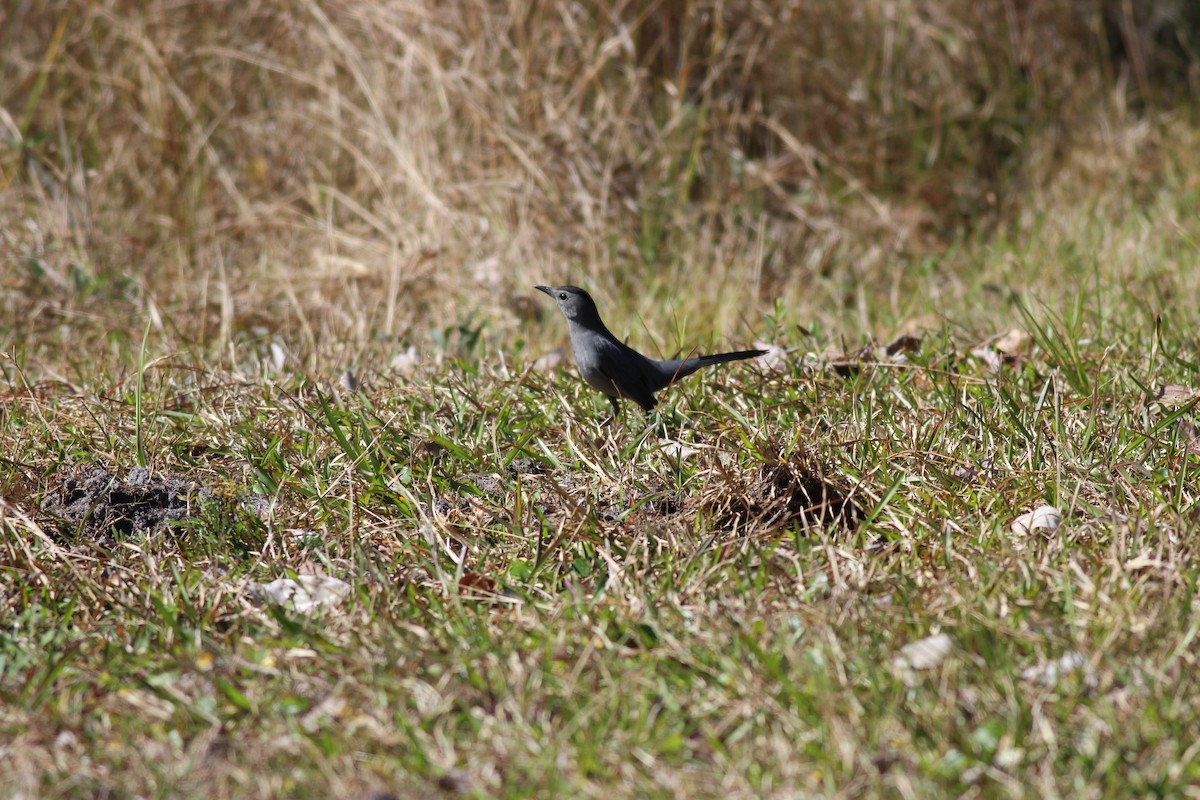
[{"xmin": 535, "ymin": 284, "xmax": 766, "ymax": 422}]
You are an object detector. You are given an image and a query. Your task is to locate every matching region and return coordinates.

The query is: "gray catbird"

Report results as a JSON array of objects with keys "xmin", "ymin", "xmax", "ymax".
[{"xmin": 536, "ymin": 284, "xmax": 766, "ymax": 421}]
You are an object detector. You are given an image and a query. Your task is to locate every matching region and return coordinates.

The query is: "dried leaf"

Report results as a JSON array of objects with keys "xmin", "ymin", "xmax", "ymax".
[
  {"xmin": 1177, "ymin": 419, "xmax": 1200, "ymax": 456},
  {"xmin": 1156, "ymin": 384, "xmax": 1196, "ymax": 406},
  {"xmin": 885, "ymin": 335, "xmax": 921, "ymax": 357},
  {"xmin": 829, "ymin": 344, "xmax": 875, "ymax": 378},
  {"xmin": 458, "ymin": 572, "xmax": 499, "ymax": 599},
  {"xmin": 337, "ymin": 368, "xmax": 360, "ymax": 393},
  {"xmin": 995, "ymin": 328, "xmax": 1031, "ymax": 355}
]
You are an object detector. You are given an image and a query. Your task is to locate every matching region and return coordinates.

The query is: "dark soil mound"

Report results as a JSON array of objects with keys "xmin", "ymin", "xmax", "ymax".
[{"xmin": 41, "ymin": 465, "xmax": 206, "ymax": 541}]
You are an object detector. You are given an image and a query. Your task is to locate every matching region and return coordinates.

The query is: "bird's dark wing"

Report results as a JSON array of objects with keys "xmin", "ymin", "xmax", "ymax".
[{"xmin": 595, "ymin": 343, "xmax": 658, "ymax": 411}]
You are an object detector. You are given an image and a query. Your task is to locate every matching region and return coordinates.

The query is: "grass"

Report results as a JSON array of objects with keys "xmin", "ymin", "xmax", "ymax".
[
  {"xmin": 5, "ymin": 287, "xmax": 1200, "ymax": 797},
  {"xmin": 4, "ymin": 0, "xmax": 1200, "ymax": 797}
]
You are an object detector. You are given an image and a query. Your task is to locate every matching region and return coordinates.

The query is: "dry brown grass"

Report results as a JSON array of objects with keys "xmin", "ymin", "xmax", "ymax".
[{"xmin": 4, "ymin": 0, "xmax": 1194, "ymax": 373}]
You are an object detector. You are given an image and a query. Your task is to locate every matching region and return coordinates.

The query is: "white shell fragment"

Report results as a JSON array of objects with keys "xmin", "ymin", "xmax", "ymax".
[
  {"xmin": 753, "ymin": 341, "xmax": 790, "ymax": 371},
  {"xmin": 892, "ymin": 632, "xmax": 953, "ymax": 682},
  {"xmin": 1021, "ymin": 651, "xmax": 1087, "ymax": 687},
  {"xmin": 390, "ymin": 345, "xmax": 421, "ymax": 373},
  {"xmin": 659, "ymin": 438, "xmax": 700, "ymax": 459},
  {"xmin": 270, "ymin": 340, "xmax": 289, "ymax": 372},
  {"xmin": 1011, "ymin": 505, "xmax": 1062, "ymax": 536},
  {"xmin": 251, "ymin": 575, "xmax": 351, "ymax": 613},
  {"xmin": 970, "ymin": 346, "xmax": 1003, "ymax": 371}
]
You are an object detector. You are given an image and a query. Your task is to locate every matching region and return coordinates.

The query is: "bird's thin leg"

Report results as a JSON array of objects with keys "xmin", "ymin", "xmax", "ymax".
[
  {"xmin": 601, "ymin": 396, "xmax": 621, "ymax": 427},
  {"xmin": 647, "ymin": 406, "xmax": 670, "ymax": 434}
]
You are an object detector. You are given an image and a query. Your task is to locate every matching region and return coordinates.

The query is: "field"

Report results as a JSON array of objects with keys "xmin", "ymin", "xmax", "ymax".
[{"xmin": 3, "ymin": 1, "xmax": 1200, "ymax": 797}]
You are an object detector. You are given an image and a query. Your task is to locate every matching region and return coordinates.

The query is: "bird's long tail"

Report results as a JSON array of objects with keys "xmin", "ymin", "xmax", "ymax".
[
  {"xmin": 695, "ymin": 349, "xmax": 768, "ymax": 367},
  {"xmin": 664, "ymin": 348, "xmax": 767, "ymax": 381}
]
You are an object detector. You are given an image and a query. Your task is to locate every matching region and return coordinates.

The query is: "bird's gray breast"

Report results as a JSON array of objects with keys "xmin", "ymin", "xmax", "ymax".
[{"xmin": 569, "ymin": 329, "xmax": 624, "ymax": 397}]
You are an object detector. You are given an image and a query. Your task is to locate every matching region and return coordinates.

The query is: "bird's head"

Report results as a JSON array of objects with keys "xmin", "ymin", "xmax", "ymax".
[{"xmin": 535, "ymin": 285, "xmax": 601, "ymax": 324}]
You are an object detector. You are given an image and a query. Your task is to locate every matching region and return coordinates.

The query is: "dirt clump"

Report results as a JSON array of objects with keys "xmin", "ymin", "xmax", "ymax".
[{"xmin": 41, "ymin": 465, "xmax": 208, "ymax": 542}]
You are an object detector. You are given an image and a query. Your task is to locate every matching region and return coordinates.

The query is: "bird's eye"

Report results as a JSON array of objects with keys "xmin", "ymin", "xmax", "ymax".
[{"xmin": 559, "ymin": 293, "xmax": 567, "ymax": 300}]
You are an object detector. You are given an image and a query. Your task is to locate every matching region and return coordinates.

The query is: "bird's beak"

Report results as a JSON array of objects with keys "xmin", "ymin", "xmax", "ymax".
[{"xmin": 534, "ymin": 285, "xmax": 552, "ymax": 296}]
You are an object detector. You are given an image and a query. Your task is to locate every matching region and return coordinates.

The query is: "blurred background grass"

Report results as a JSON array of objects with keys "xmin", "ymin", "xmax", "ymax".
[{"xmin": 2, "ymin": 0, "xmax": 1198, "ymax": 372}]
